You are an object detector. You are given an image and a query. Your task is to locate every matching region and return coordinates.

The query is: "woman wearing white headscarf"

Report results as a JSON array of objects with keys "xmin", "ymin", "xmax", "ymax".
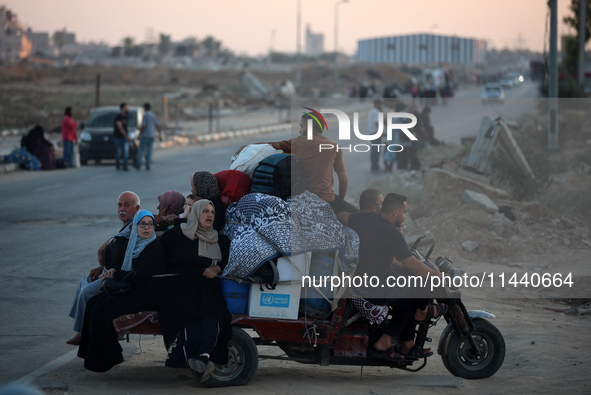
[
  {"xmin": 77, "ymin": 210, "xmax": 164, "ymax": 372},
  {"xmin": 158, "ymin": 199, "xmax": 232, "ymax": 383}
]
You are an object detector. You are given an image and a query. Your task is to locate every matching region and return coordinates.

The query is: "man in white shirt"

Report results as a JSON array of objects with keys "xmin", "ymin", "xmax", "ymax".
[{"xmin": 135, "ymin": 102, "xmax": 162, "ymax": 170}]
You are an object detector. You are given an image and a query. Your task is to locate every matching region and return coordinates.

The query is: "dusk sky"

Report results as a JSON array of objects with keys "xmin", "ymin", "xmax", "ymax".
[{"xmin": 5, "ymin": 0, "xmax": 577, "ymax": 55}]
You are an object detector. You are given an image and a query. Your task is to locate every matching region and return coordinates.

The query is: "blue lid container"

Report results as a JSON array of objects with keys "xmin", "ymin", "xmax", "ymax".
[{"xmin": 221, "ymin": 278, "xmax": 249, "ymax": 315}]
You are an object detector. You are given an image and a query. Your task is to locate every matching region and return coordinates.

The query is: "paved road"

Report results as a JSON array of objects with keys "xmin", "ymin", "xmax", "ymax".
[{"xmin": 430, "ymin": 80, "xmax": 540, "ymax": 145}]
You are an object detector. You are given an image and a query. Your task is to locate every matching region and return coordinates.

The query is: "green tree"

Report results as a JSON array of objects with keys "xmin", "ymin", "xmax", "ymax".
[
  {"xmin": 111, "ymin": 46, "xmax": 123, "ymax": 57},
  {"xmin": 185, "ymin": 36, "xmax": 199, "ymax": 56},
  {"xmin": 121, "ymin": 36, "xmax": 135, "ymax": 57},
  {"xmin": 52, "ymin": 31, "xmax": 64, "ymax": 49},
  {"xmin": 158, "ymin": 33, "xmax": 172, "ymax": 58},
  {"xmin": 202, "ymin": 35, "xmax": 222, "ymax": 56},
  {"xmin": 562, "ymin": 0, "xmax": 591, "ymax": 79}
]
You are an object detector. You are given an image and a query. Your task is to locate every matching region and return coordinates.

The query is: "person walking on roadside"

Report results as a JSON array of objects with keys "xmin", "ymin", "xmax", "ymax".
[
  {"xmin": 368, "ymin": 98, "xmax": 383, "ymax": 173},
  {"xmin": 62, "ymin": 107, "xmax": 78, "ymax": 168},
  {"xmin": 113, "ymin": 102, "xmax": 131, "ymax": 171},
  {"xmin": 135, "ymin": 102, "xmax": 162, "ymax": 170}
]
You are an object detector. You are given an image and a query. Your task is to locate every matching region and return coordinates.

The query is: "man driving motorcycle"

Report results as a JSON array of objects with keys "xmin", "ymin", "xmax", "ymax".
[{"xmin": 338, "ymin": 193, "xmax": 447, "ymax": 362}]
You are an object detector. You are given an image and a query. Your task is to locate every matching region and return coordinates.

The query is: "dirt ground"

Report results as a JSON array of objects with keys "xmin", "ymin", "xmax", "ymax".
[
  {"xmin": 0, "ymin": 63, "xmax": 410, "ymax": 132},
  {"xmin": 35, "ymin": 280, "xmax": 591, "ymax": 395}
]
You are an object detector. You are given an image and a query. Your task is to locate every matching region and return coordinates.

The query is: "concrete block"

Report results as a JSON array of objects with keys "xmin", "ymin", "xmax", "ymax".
[
  {"xmin": 463, "ymin": 189, "xmax": 499, "ymax": 213},
  {"xmin": 461, "ymin": 240, "xmax": 479, "ymax": 252}
]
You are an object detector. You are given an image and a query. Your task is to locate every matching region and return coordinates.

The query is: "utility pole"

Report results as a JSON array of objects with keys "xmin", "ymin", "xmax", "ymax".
[
  {"xmin": 548, "ymin": 0, "xmax": 559, "ymax": 151},
  {"xmin": 95, "ymin": 74, "xmax": 101, "ymax": 107},
  {"xmin": 578, "ymin": 0, "xmax": 587, "ymax": 87},
  {"xmin": 333, "ymin": 0, "xmax": 348, "ymax": 94},
  {"xmin": 296, "ymin": 0, "xmax": 302, "ymax": 95}
]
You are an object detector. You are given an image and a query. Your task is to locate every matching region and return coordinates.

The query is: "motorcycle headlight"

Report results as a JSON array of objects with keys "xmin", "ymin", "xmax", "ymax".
[
  {"xmin": 435, "ymin": 257, "xmax": 453, "ymax": 273},
  {"xmin": 80, "ymin": 131, "xmax": 92, "ymax": 142}
]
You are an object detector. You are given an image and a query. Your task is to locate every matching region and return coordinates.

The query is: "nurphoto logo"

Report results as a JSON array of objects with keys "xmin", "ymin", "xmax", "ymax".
[{"xmin": 303, "ymin": 107, "xmax": 418, "ymax": 153}]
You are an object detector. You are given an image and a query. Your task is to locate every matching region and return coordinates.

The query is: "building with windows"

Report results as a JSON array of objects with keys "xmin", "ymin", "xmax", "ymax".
[
  {"xmin": 305, "ymin": 25, "xmax": 324, "ymax": 56},
  {"xmin": 357, "ymin": 33, "xmax": 487, "ymax": 65},
  {"xmin": 26, "ymin": 29, "xmax": 53, "ymax": 57}
]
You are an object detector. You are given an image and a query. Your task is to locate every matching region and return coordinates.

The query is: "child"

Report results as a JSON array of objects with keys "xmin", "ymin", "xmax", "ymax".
[{"xmin": 179, "ymin": 194, "xmax": 198, "ymax": 219}]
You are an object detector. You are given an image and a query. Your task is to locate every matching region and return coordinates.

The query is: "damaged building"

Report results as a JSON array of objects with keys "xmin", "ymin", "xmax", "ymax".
[{"xmin": 0, "ymin": 5, "xmax": 32, "ymax": 61}]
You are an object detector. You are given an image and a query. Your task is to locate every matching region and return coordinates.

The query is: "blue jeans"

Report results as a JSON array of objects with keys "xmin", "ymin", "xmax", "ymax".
[
  {"xmin": 63, "ymin": 140, "xmax": 74, "ymax": 167},
  {"xmin": 370, "ymin": 137, "xmax": 382, "ymax": 171},
  {"xmin": 113, "ymin": 138, "xmax": 129, "ymax": 169},
  {"xmin": 135, "ymin": 138, "xmax": 154, "ymax": 169}
]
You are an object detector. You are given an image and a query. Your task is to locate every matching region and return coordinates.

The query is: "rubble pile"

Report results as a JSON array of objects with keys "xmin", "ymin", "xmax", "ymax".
[{"xmin": 402, "ymin": 167, "xmax": 590, "ymax": 266}]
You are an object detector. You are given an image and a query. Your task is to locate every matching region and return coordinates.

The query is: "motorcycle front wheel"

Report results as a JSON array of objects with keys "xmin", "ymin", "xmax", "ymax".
[{"xmin": 441, "ymin": 318, "xmax": 505, "ymax": 379}]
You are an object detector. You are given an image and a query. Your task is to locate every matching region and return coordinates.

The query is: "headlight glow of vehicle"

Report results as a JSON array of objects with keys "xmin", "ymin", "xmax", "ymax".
[{"xmin": 80, "ymin": 131, "xmax": 92, "ymax": 141}]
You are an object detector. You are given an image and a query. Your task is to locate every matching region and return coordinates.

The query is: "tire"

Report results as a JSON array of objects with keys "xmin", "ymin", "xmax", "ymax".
[
  {"xmin": 80, "ymin": 157, "xmax": 88, "ymax": 165},
  {"xmin": 441, "ymin": 318, "xmax": 505, "ymax": 379},
  {"xmin": 202, "ymin": 326, "xmax": 258, "ymax": 387}
]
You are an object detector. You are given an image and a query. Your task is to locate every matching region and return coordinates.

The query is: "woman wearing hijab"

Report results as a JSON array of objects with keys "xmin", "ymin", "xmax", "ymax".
[
  {"xmin": 77, "ymin": 210, "xmax": 164, "ymax": 372},
  {"xmin": 190, "ymin": 171, "xmax": 226, "ymax": 232},
  {"xmin": 21, "ymin": 124, "xmax": 55, "ymax": 170},
  {"xmin": 158, "ymin": 199, "xmax": 232, "ymax": 382},
  {"xmin": 154, "ymin": 190, "xmax": 186, "ymax": 232}
]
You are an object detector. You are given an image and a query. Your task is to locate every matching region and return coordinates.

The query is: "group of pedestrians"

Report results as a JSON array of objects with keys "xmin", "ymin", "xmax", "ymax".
[
  {"xmin": 368, "ymin": 98, "xmax": 439, "ymax": 173},
  {"xmin": 114, "ymin": 102, "xmax": 162, "ymax": 171},
  {"xmin": 14, "ymin": 101, "xmax": 163, "ymax": 171}
]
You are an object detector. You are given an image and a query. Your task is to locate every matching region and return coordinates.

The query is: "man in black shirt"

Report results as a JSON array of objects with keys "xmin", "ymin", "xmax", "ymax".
[
  {"xmin": 113, "ymin": 102, "xmax": 131, "ymax": 170},
  {"xmin": 339, "ymin": 193, "xmax": 445, "ymax": 362}
]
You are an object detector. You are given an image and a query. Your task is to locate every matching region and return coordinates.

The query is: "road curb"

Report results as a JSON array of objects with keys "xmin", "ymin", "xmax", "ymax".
[
  {"xmin": 0, "ymin": 163, "xmax": 18, "ymax": 174},
  {"xmin": 1, "ymin": 122, "xmax": 291, "ymax": 174},
  {"xmin": 192, "ymin": 122, "xmax": 291, "ymax": 144}
]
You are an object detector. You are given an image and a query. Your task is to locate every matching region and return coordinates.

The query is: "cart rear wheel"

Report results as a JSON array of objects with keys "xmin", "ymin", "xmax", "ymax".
[{"xmin": 202, "ymin": 327, "xmax": 258, "ymax": 387}]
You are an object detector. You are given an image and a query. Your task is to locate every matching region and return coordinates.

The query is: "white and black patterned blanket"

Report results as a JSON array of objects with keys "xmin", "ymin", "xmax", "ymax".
[{"xmin": 222, "ymin": 191, "xmax": 359, "ymax": 279}]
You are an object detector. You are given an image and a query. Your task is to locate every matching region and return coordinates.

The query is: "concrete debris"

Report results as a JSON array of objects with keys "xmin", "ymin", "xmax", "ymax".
[
  {"xmin": 463, "ymin": 189, "xmax": 499, "ymax": 214},
  {"xmin": 562, "ymin": 237, "xmax": 571, "ymax": 246},
  {"xmin": 564, "ymin": 306, "xmax": 583, "ymax": 316},
  {"xmin": 461, "ymin": 240, "xmax": 478, "ymax": 252},
  {"xmin": 242, "ymin": 72, "xmax": 268, "ymax": 99},
  {"xmin": 574, "ymin": 227, "xmax": 589, "ymax": 239},
  {"xmin": 499, "ymin": 205, "xmax": 517, "ymax": 222},
  {"xmin": 490, "ymin": 212, "xmax": 516, "ymax": 238},
  {"xmin": 421, "ymin": 169, "xmax": 508, "ymax": 215}
]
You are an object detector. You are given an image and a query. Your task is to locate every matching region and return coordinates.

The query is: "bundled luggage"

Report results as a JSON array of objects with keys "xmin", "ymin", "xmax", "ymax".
[{"xmin": 250, "ymin": 153, "xmax": 306, "ymax": 200}]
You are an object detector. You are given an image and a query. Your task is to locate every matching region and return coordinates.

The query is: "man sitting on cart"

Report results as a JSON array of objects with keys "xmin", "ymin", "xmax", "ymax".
[{"xmin": 338, "ymin": 193, "xmax": 447, "ymax": 362}]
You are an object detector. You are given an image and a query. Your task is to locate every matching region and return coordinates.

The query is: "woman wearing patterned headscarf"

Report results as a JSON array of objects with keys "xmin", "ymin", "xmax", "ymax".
[
  {"xmin": 77, "ymin": 210, "xmax": 165, "ymax": 372},
  {"xmin": 158, "ymin": 199, "xmax": 232, "ymax": 383},
  {"xmin": 189, "ymin": 171, "xmax": 227, "ymax": 232}
]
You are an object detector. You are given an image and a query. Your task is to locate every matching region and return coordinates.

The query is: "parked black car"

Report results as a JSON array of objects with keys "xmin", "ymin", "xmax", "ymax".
[{"xmin": 79, "ymin": 106, "xmax": 143, "ymax": 165}]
